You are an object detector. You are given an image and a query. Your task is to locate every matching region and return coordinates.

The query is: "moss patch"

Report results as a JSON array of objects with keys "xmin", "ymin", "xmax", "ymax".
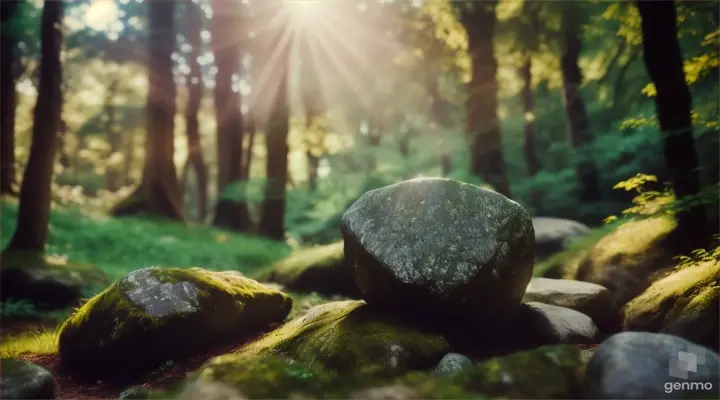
[
  {"xmin": 57, "ymin": 267, "xmax": 292, "ymax": 379},
  {"xmin": 255, "ymin": 241, "xmax": 358, "ymax": 297},
  {"xmin": 624, "ymin": 259, "xmax": 720, "ymax": 347},
  {"xmin": 203, "ymin": 301, "xmax": 449, "ymax": 376}
]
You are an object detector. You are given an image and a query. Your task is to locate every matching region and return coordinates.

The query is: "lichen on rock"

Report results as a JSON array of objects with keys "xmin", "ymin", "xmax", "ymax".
[{"xmin": 58, "ymin": 267, "xmax": 292, "ymax": 379}]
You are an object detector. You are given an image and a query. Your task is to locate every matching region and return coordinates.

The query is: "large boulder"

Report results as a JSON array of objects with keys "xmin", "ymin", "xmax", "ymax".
[
  {"xmin": 256, "ymin": 241, "xmax": 359, "ymax": 297},
  {"xmin": 532, "ymin": 217, "xmax": 591, "ymax": 260},
  {"xmin": 584, "ymin": 332, "xmax": 720, "ymax": 399},
  {"xmin": 341, "ymin": 178, "xmax": 535, "ymax": 328},
  {"xmin": 200, "ymin": 301, "xmax": 449, "ymax": 376},
  {"xmin": 523, "ymin": 277, "xmax": 622, "ymax": 335},
  {"xmin": 0, "ymin": 358, "xmax": 57, "ymax": 400},
  {"xmin": 0, "ymin": 252, "xmax": 109, "ymax": 309},
  {"xmin": 624, "ymin": 260, "xmax": 720, "ymax": 350},
  {"xmin": 58, "ymin": 267, "xmax": 292, "ymax": 379}
]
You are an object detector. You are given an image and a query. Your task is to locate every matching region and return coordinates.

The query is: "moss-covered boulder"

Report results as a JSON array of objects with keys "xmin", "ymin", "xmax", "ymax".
[
  {"xmin": 0, "ymin": 358, "xmax": 57, "ymax": 400},
  {"xmin": 341, "ymin": 178, "xmax": 535, "ymax": 328},
  {"xmin": 624, "ymin": 260, "xmax": 719, "ymax": 350},
  {"xmin": 573, "ymin": 217, "xmax": 678, "ymax": 305},
  {"xmin": 200, "ymin": 301, "xmax": 450, "ymax": 377},
  {"xmin": 0, "ymin": 252, "xmax": 109, "ymax": 309},
  {"xmin": 256, "ymin": 241, "xmax": 359, "ymax": 297},
  {"xmin": 524, "ymin": 278, "xmax": 622, "ymax": 336},
  {"xmin": 58, "ymin": 267, "xmax": 292, "ymax": 379}
]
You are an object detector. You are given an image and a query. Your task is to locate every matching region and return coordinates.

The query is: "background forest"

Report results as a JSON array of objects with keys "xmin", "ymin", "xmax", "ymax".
[{"xmin": 1, "ymin": 0, "xmax": 718, "ymax": 273}]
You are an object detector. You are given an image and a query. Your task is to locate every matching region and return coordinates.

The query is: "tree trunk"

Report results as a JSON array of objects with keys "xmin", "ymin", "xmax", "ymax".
[
  {"xmin": 560, "ymin": 13, "xmax": 601, "ymax": 203},
  {"xmin": 4, "ymin": 0, "xmax": 63, "ymax": 252},
  {"xmin": 520, "ymin": 57, "xmax": 542, "ymax": 211},
  {"xmin": 258, "ymin": 13, "xmax": 290, "ymax": 241},
  {"xmin": 123, "ymin": 133, "xmax": 135, "ymax": 186},
  {"xmin": 104, "ymin": 78, "xmax": 122, "ymax": 192},
  {"xmin": 305, "ymin": 113, "xmax": 319, "ymax": 192},
  {"xmin": 112, "ymin": 0, "xmax": 183, "ymax": 220},
  {"xmin": 241, "ymin": 113, "xmax": 256, "ymax": 182},
  {"xmin": 0, "ymin": 0, "xmax": 21, "ymax": 196},
  {"xmin": 460, "ymin": 1, "xmax": 512, "ymax": 198},
  {"xmin": 637, "ymin": 0, "xmax": 709, "ymax": 251},
  {"xmin": 210, "ymin": 0, "xmax": 249, "ymax": 230},
  {"xmin": 183, "ymin": 1, "xmax": 208, "ymax": 222}
]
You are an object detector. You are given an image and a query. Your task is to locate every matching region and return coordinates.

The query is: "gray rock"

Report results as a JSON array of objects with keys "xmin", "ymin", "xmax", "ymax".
[
  {"xmin": 523, "ymin": 278, "xmax": 622, "ymax": 336},
  {"xmin": 432, "ymin": 353, "xmax": 473, "ymax": 377},
  {"xmin": 585, "ymin": 332, "xmax": 720, "ymax": 399},
  {"xmin": 518, "ymin": 302, "xmax": 600, "ymax": 346},
  {"xmin": 341, "ymin": 178, "xmax": 534, "ymax": 327},
  {"xmin": 0, "ymin": 358, "xmax": 56, "ymax": 400},
  {"xmin": 532, "ymin": 217, "xmax": 590, "ymax": 260}
]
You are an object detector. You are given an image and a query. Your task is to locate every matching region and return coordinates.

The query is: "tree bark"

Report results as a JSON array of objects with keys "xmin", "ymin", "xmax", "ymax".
[
  {"xmin": 210, "ymin": 0, "xmax": 250, "ymax": 230},
  {"xmin": 520, "ymin": 57, "xmax": 542, "ymax": 211},
  {"xmin": 0, "ymin": 0, "xmax": 22, "ymax": 196},
  {"xmin": 4, "ymin": 0, "xmax": 63, "ymax": 252},
  {"xmin": 112, "ymin": 0, "xmax": 183, "ymax": 220},
  {"xmin": 637, "ymin": 1, "xmax": 709, "ymax": 251},
  {"xmin": 104, "ymin": 77, "xmax": 122, "ymax": 192},
  {"xmin": 241, "ymin": 113, "xmax": 256, "ymax": 182},
  {"xmin": 459, "ymin": 1, "xmax": 512, "ymax": 198},
  {"xmin": 300, "ymin": 36, "xmax": 324, "ymax": 192},
  {"xmin": 258, "ymin": 11, "xmax": 291, "ymax": 241},
  {"xmin": 560, "ymin": 13, "xmax": 601, "ymax": 203},
  {"xmin": 183, "ymin": 0, "xmax": 208, "ymax": 222}
]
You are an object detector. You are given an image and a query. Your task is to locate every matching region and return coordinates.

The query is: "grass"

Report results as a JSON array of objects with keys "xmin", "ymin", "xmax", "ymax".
[
  {"xmin": 1, "ymin": 199, "xmax": 291, "ymax": 282},
  {"xmin": 255, "ymin": 241, "xmax": 344, "ymax": 282},
  {"xmin": 0, "ymin": 330, "xmax": 59, "ymax": 358}
]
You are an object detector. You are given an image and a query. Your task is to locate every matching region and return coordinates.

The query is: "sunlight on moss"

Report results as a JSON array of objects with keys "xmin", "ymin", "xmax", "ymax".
[{"xmin": 0, "ymin": 330, "xmax": 59, "ymax": 358}]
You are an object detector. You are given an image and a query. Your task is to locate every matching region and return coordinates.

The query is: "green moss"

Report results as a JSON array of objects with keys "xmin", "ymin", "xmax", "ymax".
[
  {"xmin": 256, "ymin": 241, "xmax": 344, "ymax": 282},
  {"xmin": 203, "ymin": 301, "xmax": 449, "ymax": 376},
  {"xmin": 57, "ymin": 267, "xmax": 291, "ymax": 378},
  {"xmin": 0, "ymin": 330, "xmax": 58, "ymax": 358},
  {"xmin": 624, "ymin": 260, "xmax": 720, "ymax": 333}
]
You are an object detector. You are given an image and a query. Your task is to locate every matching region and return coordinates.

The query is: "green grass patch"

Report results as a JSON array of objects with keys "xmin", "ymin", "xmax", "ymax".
[
  {"xmin": 1, "ymin": 200, "xmax": 291, "ymax": 282},
  {"xmin": 0, "ymin": 330, "xmax": 59, "ymax": 358}
]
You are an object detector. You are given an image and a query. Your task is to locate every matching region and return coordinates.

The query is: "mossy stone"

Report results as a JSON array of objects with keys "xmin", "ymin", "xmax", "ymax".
[
  {"xmin": 201, "ymin": 301, "xmax": 450, "ymax": 377},
  {"xmin": 0, "ymin": 358, "xmax": 57, "ymax": 400},
  {"xmin": 58, "ymin": 267, "xmax": 292, "ymax": 379}
]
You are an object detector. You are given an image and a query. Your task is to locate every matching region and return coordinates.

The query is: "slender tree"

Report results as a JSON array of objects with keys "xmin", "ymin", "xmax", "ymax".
[
  {"xmin": 560, "ymin": 9, "xmax": 601, "ymax": 203},
  {"xmin": 636, "ymin": 1, "xmax": 709, "ymax": 251},
  {"xmin": 112, "ymin": 0, "xmax": 183, "ymax": 219},
  {"xmin": 4, "ymin": 0, "xmax": 63, "ymax": 252},
  {"xmin": 457, "ymin": 1, "xmax": 512, "ymax": 198},
  {"xmin": 182, "ymin": 0, "xmax": 209, "ymax": 222},
  {"xmin": 210, "ymin": 0, "xmax": 250, "ymax": 230},
  {"xmin": 103, "ymin": 77, "xmax": 122, "ymax": 192},
  {"xmin": 520, "ymin": 57, "xmax": 540, "ymax": 178},
  {"xmin": 258, "ymin": 4, "xmax": 291, "ymax": 240},
  {"xmin": 299, "ymin": 35, "xmax": 324, "ymax": 191},
  {"xmin": 0, "ymin": 0, "xmax": 22, "ymax": 196}
]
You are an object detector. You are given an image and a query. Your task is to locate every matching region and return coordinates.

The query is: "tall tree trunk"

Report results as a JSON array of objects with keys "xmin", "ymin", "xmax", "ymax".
[
  {"xmin": 0, "ymin": 0, "xmax": 22, "ymax": 196},
  {"xmin": 300, "ymin": 36, "xmax": 323, "ymax": 192},
  {"xmin": 104, "ymin": 78, "xmax": 122, "ymax": 192},
  {"xmin": 258, "ymin": 11, "xmax": 291, "ymax": 241},
  {"xmin": 183, "ymin": 0, "xmax": 208, "ymax": 222},
  {"xmin": 112, "ymin": 0, "xmax": 183, "ymax": 220},
  {"xmin": 459, "ymin": 1, "xmax": 512, "ymax": 198},
  {"xmin": 560, "ymin": 13, "xmax": 601, "ymax": 203},
  {"xmin": 427, "ymin": 75, "xmax": 451, "ymax": 176},
  {"xmin": 637, "ymin": 1, "xmax": 709, "ymax": 251},
  {"xmin": 520, "ymin": 57, "xmax": 542, "ymax": 211},
  {"xmin": 123, "ymin": 133, "xmax": 135, "ymax": 186},
  {"xmin": 4, "ymin": 0, "xmax": 63, "ymax": 252},
  {"xmin": 210, "ymin": 0, "xmax": 249, "ymax": 230},
  {"xmin": 305, "ymin": 115, "xmax": 320, "ymax": 192},
  {"xmin": 241, "ymin": 113, "xmax": 256, "ymax": 182}
]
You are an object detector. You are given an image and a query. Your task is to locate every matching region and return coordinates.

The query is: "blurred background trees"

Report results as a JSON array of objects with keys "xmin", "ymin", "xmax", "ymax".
[{"xmin": 1, "ymin": 0, "xmax": 717, "ymax": 249}]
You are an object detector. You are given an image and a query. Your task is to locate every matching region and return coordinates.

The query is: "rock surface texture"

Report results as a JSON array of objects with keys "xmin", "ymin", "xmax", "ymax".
[{"xmin": 341, "ymin": 178, "xmax": 535, "ymax": 328}]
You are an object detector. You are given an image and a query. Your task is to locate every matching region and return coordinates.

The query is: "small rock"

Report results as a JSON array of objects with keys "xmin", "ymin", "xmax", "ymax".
[
  {"xmin": 523, "ymin": 277, "xmax": 622, "ymax": 335},
  {"xmin": 516, "ymin": 302, "xmax": 600, "ymax": 347},
  {"xmin": 0, "ymin": 358, "xmax": 57, "ymax": 400},
  {"xmin": 58, "ymin": 267, "xmax": 292, "ymax": 379},
  {"xmin": 585, "ymin": 332, "xmax": 720, "ymax": 399},
  {"xmin": 432, "ymin": 353, "xmax": 473, "ymax": 377},
  {"xmin": 341, "ymin": 178, "xmax": 535, "ymax": 328},
  {"xmin": 532, "ymin": 217, "xmax": 590, "ymax": 260}
]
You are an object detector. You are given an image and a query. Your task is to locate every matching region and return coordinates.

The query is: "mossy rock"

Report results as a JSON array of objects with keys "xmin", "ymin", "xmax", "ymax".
[
  {"xmin": 0, "ymin": 358, "xmax": 57, "ymax": 400},
  {"xmin": 624, "ymin": 260, "xmax": 720, "ymax": 350},
  {"xmin": 58, "ymin": 267, "xmax": 292, "ymax": 379},
  {"xmin": 201, "ymin": 300, "xmax": 450, "ymax": 377},
  {"xmin": 0, "ymin": 252, "xmax": 109, "ymax": 309},
  {"xmin": 572, "ymin": 217, "xmax": 678, "ymax": 305},
  {"xmin": 256, "ymin": 241, "xmax": 359, "ymax": 297}
]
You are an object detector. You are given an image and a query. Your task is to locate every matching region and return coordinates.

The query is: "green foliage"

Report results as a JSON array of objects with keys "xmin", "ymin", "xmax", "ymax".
[
  {"xmin": 0, "ymin": 299, "xmax": 73, "ymax": 321},
  {"xmin": 674, "ymin": 234, "xmax": 720, "ymax": 269},
  {"xmin": 0, "ymin": 200, "xmax": 290, "ymax": 281}
]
